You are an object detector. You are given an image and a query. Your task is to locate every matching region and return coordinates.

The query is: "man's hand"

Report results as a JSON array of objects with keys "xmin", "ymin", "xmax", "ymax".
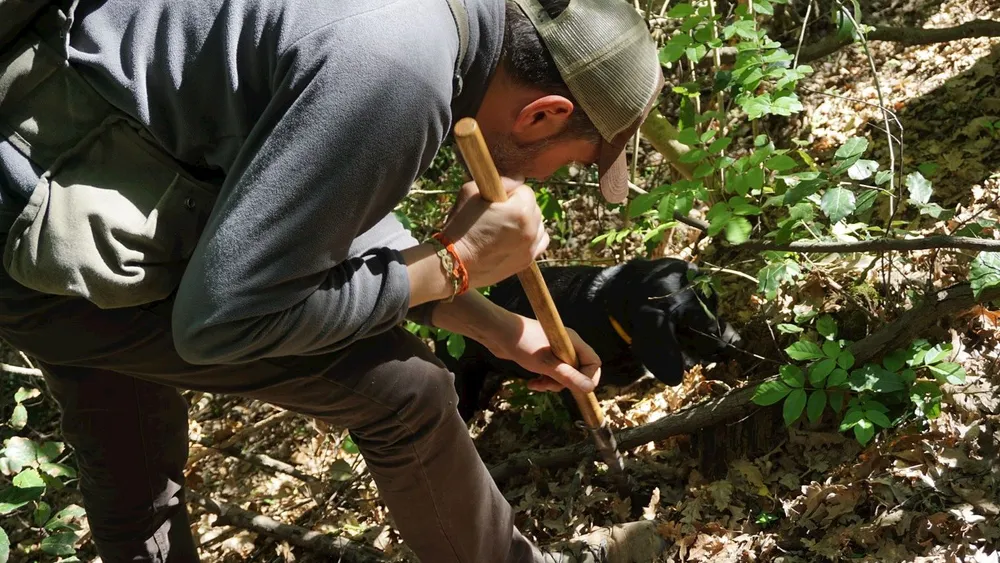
[
  {"xmin": 485, "ymin": 315, "xmax": 602, "ymax": 395},
  {"xmin": 442, "ymin": 177, "xmax": 549, "ymax": 290}
]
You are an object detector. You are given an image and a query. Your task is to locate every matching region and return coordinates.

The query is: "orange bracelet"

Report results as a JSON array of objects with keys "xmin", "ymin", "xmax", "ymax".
[{"xmin": 432, "ymin": 232, "xmax": 469, "ymax": 297}]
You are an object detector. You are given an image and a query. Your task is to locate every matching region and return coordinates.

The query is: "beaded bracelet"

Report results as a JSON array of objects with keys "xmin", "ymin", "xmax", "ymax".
[{"xmin": 431, "ymin": 232, "xmax": 469, "ymax": 302}]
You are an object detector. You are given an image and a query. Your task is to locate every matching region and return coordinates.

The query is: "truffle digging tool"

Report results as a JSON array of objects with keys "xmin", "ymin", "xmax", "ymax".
[{"xmin": 453, "ymin": 117, "xmax": 626, "ymax": 477}]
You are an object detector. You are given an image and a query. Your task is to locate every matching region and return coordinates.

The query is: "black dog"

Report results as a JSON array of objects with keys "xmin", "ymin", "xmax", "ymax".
[{"xmin": 437, "ymin": 257, "xmax": 743, "ymax": 422}]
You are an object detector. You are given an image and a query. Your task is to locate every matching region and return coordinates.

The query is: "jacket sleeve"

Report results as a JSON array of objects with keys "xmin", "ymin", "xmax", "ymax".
[{"xmin": 171, "ymin": 24, "xmax": 453, "ymax": 365}]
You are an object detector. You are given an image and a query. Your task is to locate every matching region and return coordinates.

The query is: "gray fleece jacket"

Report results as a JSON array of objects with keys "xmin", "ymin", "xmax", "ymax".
[{"xmin": 0, "ymin": 0, "xmax": 504, "ymax": 364}]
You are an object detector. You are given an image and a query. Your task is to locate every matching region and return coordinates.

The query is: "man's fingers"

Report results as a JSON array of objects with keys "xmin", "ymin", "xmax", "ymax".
[
  {"xmin": 548, "ymin": 361, "xmax": 597, "ymax": 393},
  {"xmin": 527, "ymin": 378, "xmax": 565, "ymax": 393},
  {"xmin": 501, "ymin": 176, "xmax": 526, "ymax": 196}
]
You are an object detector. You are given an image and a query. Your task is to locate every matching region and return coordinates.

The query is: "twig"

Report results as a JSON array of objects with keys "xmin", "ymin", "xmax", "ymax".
[
  {"xmin": 700, "ymin": 264, "xmax": 759, "ymax": 284},
  {"xmin": 188, "ymin": 491, "xmax": 384, "ymax": 562},
  {"xmin": 792, "ymin": 1, "xmax": 813, "ymax": 68},
  {"xmin": 188, "ymin": 410, "xmax": 296, "ymax": 465},
  {"xmin": 734, "ymin": 235, "xmax": 1000, "ymax": 253},
  {"xmin": 1, "ymin": 363, "xmax": 43, "ymax": 377},
  {"xmin": 489, "ymin": 283, "xmax": 1000, "ymax": 482},
  {"xmin": 210, "ymin": 444, "xmax": 323, "ymax": 491}
]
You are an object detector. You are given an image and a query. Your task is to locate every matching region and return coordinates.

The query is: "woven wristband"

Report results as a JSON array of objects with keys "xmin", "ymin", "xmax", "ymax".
[{"xmin": 432, "ymin": 232, "xmax": 469, "ymax": 298}]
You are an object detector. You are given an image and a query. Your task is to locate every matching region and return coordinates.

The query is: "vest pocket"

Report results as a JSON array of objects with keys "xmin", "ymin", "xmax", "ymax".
[{"xmin": 3, "ymin": 117, "xmax": 218, "ymax": 309}]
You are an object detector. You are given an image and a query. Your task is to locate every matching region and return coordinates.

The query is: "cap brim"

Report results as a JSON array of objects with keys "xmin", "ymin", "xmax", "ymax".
[
  {"xmin": 596, "ymin": 70, "xmax": 666, "ymax": 204},
  {"xmin": 598, "ymin": 138, "xmax": 631, "ymax": 204}
]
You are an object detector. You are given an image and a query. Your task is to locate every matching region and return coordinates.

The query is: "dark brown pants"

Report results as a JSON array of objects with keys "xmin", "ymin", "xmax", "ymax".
[{"xmin": 0, "ymin": 263, "xmax": 545, "ymax": 562}]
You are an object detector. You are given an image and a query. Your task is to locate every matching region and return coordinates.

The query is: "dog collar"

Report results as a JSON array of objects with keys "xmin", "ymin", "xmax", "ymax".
[{"xmin": 608, "ymin": 315, "xmax": 632, "ymax": 346}]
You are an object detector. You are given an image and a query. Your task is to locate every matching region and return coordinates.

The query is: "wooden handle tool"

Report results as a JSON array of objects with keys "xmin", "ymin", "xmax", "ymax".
[{"xmin": 453, "ymin": 117, "xmax": 625, "ymax": 475}]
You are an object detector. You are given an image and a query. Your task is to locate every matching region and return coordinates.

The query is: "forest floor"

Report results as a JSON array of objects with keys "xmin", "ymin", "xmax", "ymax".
[{"xmin": 1, "ymin": 0, "xmax": 999, "ymax": 561}]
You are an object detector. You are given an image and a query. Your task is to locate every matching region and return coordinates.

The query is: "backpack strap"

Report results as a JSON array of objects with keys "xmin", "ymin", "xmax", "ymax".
[{"xmin": 443, "ymin": 0, "xmax": 469, "ymax": 98}]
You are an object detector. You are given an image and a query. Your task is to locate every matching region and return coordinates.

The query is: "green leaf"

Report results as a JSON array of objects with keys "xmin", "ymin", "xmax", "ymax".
[
  {"xmin": 866, "ymin": 410, "xmax": 892, "ymax": 428},
  {"xmin": 771, "ymin": 94, "xmax": 803, "ymax": 115},
  {"xmin": 827, "ymin": 368, "xmax": 849, "ymax": 388},
  {"xmin": 839, "ymin": 407, "xmax": 864, "ymax": 430},
  {"xmin": 809, "ymin": 358, "xmax": 837, "ymax": 386},
  {"xmin": 2, "ymin": 437, "xmax": 37, "ymax": 473},
  {"xmin": 928, "ymin": 362, "xmax": 967, "ymax": 385},
  {"xmin": 33, "ymin": 501, "xmax": 52, "ymax": 528},
  {"xmin": 341, "ymin": 436, "xmax": 360, "ymax": 454},
  {"xmin": 13, "ymin": 387, "xmax": 39, "ymax": 404},
  {"xmin": 786, "ymin": 341, "xmax": 824, "ymax": 361},
  {"xmin": 882, "ymin": 349, "xmax": 908, "ymax": 372},
  {"xmin": 752, "ymin": 380, "xmax": 793, "ymax": 406},
  {"xmin": 0, "ymin": 526, "xmax": 8, "ymax": 563},
  {"xmin": 875, "ymin": 170, "xmax": 893, "ymax": 185},
  {"xmin": 679, "ymin": 149, "xmax": 709, "ymax": 164},
  {"xmin": 708, "ymin": 137, "xmax": 732, "ymax": 153},
  {"xmin": 829, "ymin": 390, "xmax": 846, "ymax": 412},
  {"xmin": 783, "ymin": 389, "xmax": 808, "ymax": 425},
  {"xmin": 923, "ymin": 343, "xmax": 951, "ymax": 365},
  {"xmin": 848, "ymin": 159, "xmax": 879, "ymax": 180},
  {"xmin": 752, "ymin": 0, "xmax": 774, "ymax": 15},
  {"xmin": 872, "ymin": 370, "xmax": 905, "ymax": 393},
  {"xmin": 667, "ymin": 3, "xmax": 695, "ymax": 18},
  {"xmin": 729, "ymin": 196, "xmax": 761, "ymax": 216},
  {"xmin": 780, "ymin": 365, "xmax": 805, "ymax": 388},
  {"xmin": 747, "ymin": 167, "xmax": 765, "ymax": 191},
  {"xmin": 39, "ymin": 463, "xmax": 76, "ymax": 479},
  {"xmin": 816, "ymin": 315, "xmax": 838, "ymax": 340},
  {"xmin": 905, "ymin": 171, "xmax": 933, "ymax": 205},
  {"xmin": 757, "ymin": 260, "xmax": 801, "ymax": 299},
  {"xmin": 329, "ymin": 459, "xmax": 356, "ymax": 481},
  {"xmin": 13, "ymin": 468, "xmax": 44, "ymax": 489},
  {"xmin": 677, "ymin": 127, "xmax": 700, "ymax": 147},
  {"xmin": 36, "ymin": 442, "xmax": 62, "ymax": 465},
  {"xmin": 807, "ymin": 390, "xmax": 827, "ymax": 423},
  {"xmin": 44, "ymin": 505, "xmax": 86, "ymax": 532},
  {"xmin": 9, "ymin": 404, "xmax": 27, "ymax": 431},
  {"xmin": 446, "ymin": 333, "xmax": 466, "ymax": 359},
  {"xmin": 820, "ymin": 187, "xmax": 857, "ymax": 223},
  {"xmin": 693, "ymin": 162, "xmax": 714, "ymax": 178},
  {"xmin": 765, "ymin": 154, "xmax": 797, "ymax": 172},
  {"xmin": 0, "ymin": 485, "xmax": 45, "ymax": 515},
  {"xmin": 776, "ymin": 323, "xmax": 804, "ymax": 334},
  {"xmin": 628, "ymin": 193, "xmax": 656, "ymax": 218},
  {"xmin": 836, "ymin": 136, "xmax": 869, "ymax": 160},
  {"xmin": 970, "ymin": 252, "xmax": 1000, "ymax": 298},
  {"xmin": 660, "ymin": 34, "xmax": 693, "ymax": 64},
  {"xmin": 837, "ymin": 349, "xmax": 855, "ymax": 370},
  {"xmin": 854, "ymin": 420, "xmax": 875, "ymax": 445},
  {"xmin": 40, "ymin": 532, "xmax": 78, "ymax": 557},
  {"xmin": 822, "ymin": 340, "xmax": 842, "ymax": 359},
  {"xmin": 724, "ymin": 217, "xmax": 752, "ymax": 244},
  {"xmin": 918, "ymin": 161, "xmax": 940, "ymax": 177},
  {"xmin": 740, "ymin": 95, "xmax": 772, "ymax": 119}
]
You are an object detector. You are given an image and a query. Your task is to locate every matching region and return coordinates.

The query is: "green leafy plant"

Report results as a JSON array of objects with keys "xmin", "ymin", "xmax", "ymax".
[
  {"xmin": 752, "ymin": 315, "xmax": 965, "ymax": 445},
  {"xmin": 504, "ymin": 381, "xmax": 572, "ymax": 434},
  {"xmin": 2, "ymin": 386, "xmax": 87, "ymax": 562}
]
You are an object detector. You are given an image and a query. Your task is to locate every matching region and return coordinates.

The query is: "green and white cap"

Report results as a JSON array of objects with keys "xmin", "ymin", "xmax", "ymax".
[{"xmin": 513, "ymin": 0, "xmax": 665, "ymax": 203}]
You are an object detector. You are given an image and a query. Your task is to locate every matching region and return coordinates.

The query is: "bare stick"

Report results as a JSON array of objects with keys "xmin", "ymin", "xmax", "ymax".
[
  {"xmin": 188, "ymin": 410, "xmax": 296, "ymax": 465},
  {"xmin": 0, "ymin": 363, "xmax": 42, "ymax": 377},
  {"xmin": 735, "ymin": 235, "xmax": 1000, "ymax": 253},
  {"xmin": 798, "ymin": 18, "xmax": 1000, "ymax": 63},
  {"xmin": 189, "ymin": 492, "xmax": 384, "ymax": 562},
  {"xmin": 489, "ymin": 283, "xmax": 1000, "ymax": 482}
]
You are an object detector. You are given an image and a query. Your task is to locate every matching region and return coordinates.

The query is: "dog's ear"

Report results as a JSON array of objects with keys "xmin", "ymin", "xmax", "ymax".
[{"xmin": 630, "ymin": 304, "xmax": 686, "ymax": 386}]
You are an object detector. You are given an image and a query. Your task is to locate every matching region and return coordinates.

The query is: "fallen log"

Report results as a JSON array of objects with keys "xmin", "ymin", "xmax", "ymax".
[
  {"xmin": 189, "ymin": 491, "xmax": 385, "ymax": 562},
  {"xmin": 488, "ymin": 283, "xmax": 1000, "ymax": 482}
]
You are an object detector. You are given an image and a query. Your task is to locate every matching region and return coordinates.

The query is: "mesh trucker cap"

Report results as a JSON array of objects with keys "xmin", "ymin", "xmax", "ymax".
[{"xmin": 512, "ymin": 0, "xmax": 665, "ymax": 203}]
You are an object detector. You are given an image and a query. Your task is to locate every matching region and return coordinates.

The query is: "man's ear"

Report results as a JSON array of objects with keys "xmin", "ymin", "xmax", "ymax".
[
  {"xmin": 630, "ymin": 305, "xmax": 686, "ymax": 386},
  {"xmin": 512, "ymin": 95, "xmax": 575, "ymax": 143}
]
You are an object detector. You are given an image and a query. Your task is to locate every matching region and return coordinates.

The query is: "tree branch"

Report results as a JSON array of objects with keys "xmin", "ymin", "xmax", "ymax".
[
  {"xmin": 735, "ymin": 235, "xmax": 1000, "ymax": 253},
  {"xmin": 488, "ymin": 283, "xmax": 1000, "ymax": 482},
  {"xmin": 189, "ymin": 491, "xmax": 385, "ymax": 562},
  {"xmin": 716, "ymin": 19, "xmax": 1000, "ymax": 64},
  {"xmin": 798, "ymin": 19, "xmax": 1000, "ymax": 63}
]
